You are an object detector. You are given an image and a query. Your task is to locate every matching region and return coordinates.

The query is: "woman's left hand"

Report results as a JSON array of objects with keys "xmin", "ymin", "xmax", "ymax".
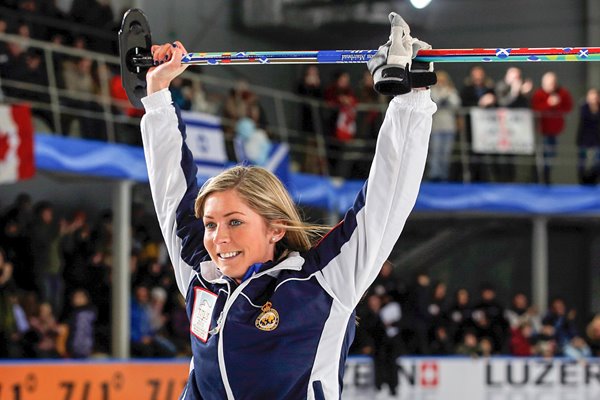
[{"xmin": 146, "ymin": 40, "xmax": 189, "ymax": 95}]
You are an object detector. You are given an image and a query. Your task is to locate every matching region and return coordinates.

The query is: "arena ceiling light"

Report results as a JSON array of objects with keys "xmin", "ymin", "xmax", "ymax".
[{"xmin": 410, "ymin": 0, "xmax": 433, "ymax": 9}]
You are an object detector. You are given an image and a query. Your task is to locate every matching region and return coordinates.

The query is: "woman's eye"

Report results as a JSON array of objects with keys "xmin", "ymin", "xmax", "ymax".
[
  {"xmin": 230, "ymin": 219, "xmax": 242, "ymax": 226},
  {"xmin": 204, "ymin": 222, "xmax": 216, "ymax": 229}
]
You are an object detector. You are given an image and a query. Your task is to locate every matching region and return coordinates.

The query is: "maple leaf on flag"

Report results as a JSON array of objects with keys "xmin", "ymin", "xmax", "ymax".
[{"xmin": 0, "ymin": 132, "xmax": 9, "ymax": 161}]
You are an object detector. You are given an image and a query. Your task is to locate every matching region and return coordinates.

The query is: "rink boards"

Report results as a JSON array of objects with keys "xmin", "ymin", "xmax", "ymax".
[{"xmin": 1, "ymin": 357, "xmax": 599, "ymax": 399}]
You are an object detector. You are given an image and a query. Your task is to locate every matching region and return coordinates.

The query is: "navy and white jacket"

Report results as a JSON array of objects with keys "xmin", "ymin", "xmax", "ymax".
[{"xmin": 140, "ymin": 89, "xmax": 436, "ymax": 400}]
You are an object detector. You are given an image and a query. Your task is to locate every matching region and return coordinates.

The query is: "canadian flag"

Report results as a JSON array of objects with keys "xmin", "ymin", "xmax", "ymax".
[{"xmin": 0, "ymin": 104, "xmax": 35, "ymax": 184}]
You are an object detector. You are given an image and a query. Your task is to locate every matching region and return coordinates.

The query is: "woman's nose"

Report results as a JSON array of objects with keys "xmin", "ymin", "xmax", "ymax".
[{"xmin": 213, "ymin": 225, "xmax": 230, "ymax": 243}]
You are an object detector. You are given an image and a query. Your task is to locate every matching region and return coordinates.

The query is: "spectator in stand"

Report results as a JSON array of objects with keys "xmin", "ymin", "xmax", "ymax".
[
  {"xmin": 0, "ymin": 248, "xmax": 20, "ymax": 358},
  {"xmin": 357, "ymin": 70, "xmax": 385, "ymax": 140},
  {"xmin": 62, "ymin": 56, "xmax": 106, "ymax": 140},
  {"xmin": 496, "ymin": 67, "xmax": 533, "ymax": 109},
  {"xmin": 1, "ymin": 193, "xmax": 33, "ymax": 288},
  {"xmin": 510, "ymin": 321, "xmax": 534, "ymax": 356},
  {"xmin": 28, "ymin": 201, "xmax": 65, "ymax": 315},
  {"xmin": 28, "ymin": 302, "xmax": 60, "ymax": 358},
  {"xmin": 130, "ymin": 284, "xmax": 176, "ymax": 358},
  {"xmin": 405, "ymin": 272, "xmax": 432, "ymax": 354},
  {"xmin": 585, "ymin": 315, "xmax": 600, "ymax": 357},
  {"xmin": 455, "ymin": 330, "xmax": 480, "ymax": 357},
  {"xmin": 429, "ymin": 325, "xmax": 454, "ymax": 355},
  {"xmin": 66, "ymin": 289, "xmax": 97, "ymax": 358},
  {"xmin": 479, "ymin": 337, "xmax": 494, "ymax": 357},
  {"xmin": 378, "ymin": 293, "xmax": 402, "ymax": 396},
  {"xmin": 427, "ymin": 281, "xmax": 449, "ymax": 339},
  {"xmin": 563, "ymin": 335, "xmax": 592, "ymax": 360},
  {"xmin": 38, "ymin": 0, "xmax": 69, "ymax": 39},
  {"xmin": 69, "ymin": 0, "xmax": 114, "ymax": 52},
  {"xmin": 350, "ymin": 298, "xmax": 377, "ymax": 357},
  {"xmin": 234, "ymin": 117, "xmax": 273, "ymax": 166},
  {"xmin": 49, "ymin": 32, "xmax": 68, "ymax": 90},
  {"xmin": 297, "ymin": 66, "xmax": 324, "ymax": 133},
  {"xmin": 542, "ymin": 296, "xmax": 577, "ymax": 352},
  {"xmin": 170, "ymin": 77, "xmax": 193, "ymax": 111},
  {"xmin": 324, "ymin": 70, "xmax": 358, "ymax": 177},
  {"xmin": 15, "ymin": 0, "xmax": 49, "ymax": 40},
  {"xmin": 472, "ymin": 284, "xmax": 509, "ymax": 353},
  {"xmin": 4, "ymin": 47, "xmax": 53, "ymax": 130},
  {"xmin": 531, "ymin": 71, "xmax": 573, "ymax": 184},
  {"xmin": 533, "ymin": 323, "xmax": 557, "ymax": 358},
  {"xmin": 148, "ymin": 286, "xmax": 169, "ymax": 334},
  {"xmin": 14, "ymin": 292, "xmax": 39, "ymax": 358},
  {"xmin": 85, "ymin": 251, "xmax": 110, "ymax": 354},
  {"xmin": 0, "ymin": 16, "xmax": 10, "ymax": 80},
  {"xmin": 576, "ymin": 88, "xmax": 600, "ymax": 184},
  {"xmin": 352, "ymin": 70, "xmax": 384, "ymax": 179},
  {"xmin": 1, "ymin": 216, "xmax": 35, "ymax": 291},
  {"xmin": 90, "ymin": 210, "xmax": 112, "ymax": 255},
  {"xmin": 361, "ymin": 293, "xmax": 399, "ymax": 397},
  {"xmin": 7, "ymin": 21, "xmax": 31, "ymax": 60},
  {"xmin": 222, "ymin": 80, "xmax": 268, "ymax": 161},
  {"xmin": 296, "ymin": 65, "xmax": 326, "ymax": 175},
  {"xmin": 447, "ymin": 288, "xmax": 473, "ymax": 344},
  {"xmin": 167, "ymin": 295, "xmax": 192, "ymax": 356},
  {"xmin": 491, "ymin": 67, "xmax": 534, "ymax": 182},
  {"xmin": 1, "ymin": 193, "xmax": 32, "ymax": 230},
  {"xmin": 428, "ymin": 70, "xmax": 460, "ymax": 182},
  {"xmin": 188, "ymin": 74, "xmax": 219, "ymax": 115},
  {"xmin": 504, "ymin": 292, "xmax": 541, "ymax": 333},
  {"xmin": 61, "ymin": 211, "xmax": 92, "ymax": 309},
  {"xmin": 460, "ymin": 66, "xmax": 497, "ymax": 182},
  {"xmin": 370, "ymin": 260, "xmax": 403, "ymax": 303},
  {"xmin": 1, "ymin": 289, "xmax": 31, "ymax": 358},
  {"xmin": 109, "ymin": 65, "xmax": 144, "ymax": 145}
]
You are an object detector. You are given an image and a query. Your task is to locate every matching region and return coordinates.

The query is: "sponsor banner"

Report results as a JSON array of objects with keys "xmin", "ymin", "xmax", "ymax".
[
  {"xmin": 471, "ymin": 107, "xmax": 535, "ymax": 154},
  {"xmin": 3, "ymin": 357, "xmax": 598, "ymax": 400},
  {"xmin": 343, "ymin": 357, "xmax": 600, "ymax": 400},
  {"xmin": 0, "ymin": 362, "xmax": 189, "ymax": 400}
]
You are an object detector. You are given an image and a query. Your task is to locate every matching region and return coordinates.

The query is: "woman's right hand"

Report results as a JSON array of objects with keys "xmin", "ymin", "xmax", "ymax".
[{"xmin": 146, "ymin": 40, "xmax": 189, "ymax": 96}]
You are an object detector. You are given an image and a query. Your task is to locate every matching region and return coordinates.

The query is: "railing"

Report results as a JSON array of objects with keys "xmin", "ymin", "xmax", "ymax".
[{"xmin": 0, "ymin": 32, "xmax": 583, "ymax": 183}]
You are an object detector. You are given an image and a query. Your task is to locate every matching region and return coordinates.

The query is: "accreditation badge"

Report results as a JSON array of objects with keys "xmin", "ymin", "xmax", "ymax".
[
  {"xmin": 255, "ymin": 301, "xmax": 279, "ymax": 331},
  {"xmin": 190, "ymin": 287, "xmax": 218, "ymax": 342}
]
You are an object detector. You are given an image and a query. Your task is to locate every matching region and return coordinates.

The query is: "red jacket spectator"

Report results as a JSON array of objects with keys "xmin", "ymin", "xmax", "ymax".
[
  {"xmin": 110, "ymin": 75, "xmax": 144, "ymax": 118},
  {"xmin": 531, "ymin": 73, "xmax": 573, "ymax": 136},
  {"xmin": 510, "ymin": 326, "xmax": 533, "ymax": 356}
]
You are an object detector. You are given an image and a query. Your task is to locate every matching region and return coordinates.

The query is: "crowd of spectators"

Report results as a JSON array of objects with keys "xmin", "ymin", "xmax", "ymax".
[
  {"xmin": 0, "ymin": 193, "xmax": 188, "ymax": 359},
  {"xmin": 350, "ymin": 261, "xmax": 600, "ymax": 395},
  {"xmin": 3, "ymin": 192, "xmax": 600, "ymax": 365},
  {"xmin": 1, "ymin": 1, "xmax": 600, "ymax": 184}
]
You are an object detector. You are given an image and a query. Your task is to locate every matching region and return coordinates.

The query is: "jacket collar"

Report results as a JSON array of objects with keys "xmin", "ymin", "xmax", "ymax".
[{"xmin": 199, "ymin": 252, "xmax": 304, "ymax": 284}]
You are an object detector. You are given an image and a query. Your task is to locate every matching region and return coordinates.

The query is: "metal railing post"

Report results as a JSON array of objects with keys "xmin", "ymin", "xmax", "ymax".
[
  {"xmin": 43, "ymin": 46, "xmax": 62, "ymax": 134},
  {"xmin": 98, "ymin": 58, "xmax": 116, "ymax": 143},
  {"xmin": 458, "ymin": 111, "xmax": 471, "ymax": 183},
  {"xmin": 310, "ymin": 100, "xmax": 330, "ymax": 176},
  {"xmin": 273, "ymin": 95, "xmax": 289, "ymax": 143}
]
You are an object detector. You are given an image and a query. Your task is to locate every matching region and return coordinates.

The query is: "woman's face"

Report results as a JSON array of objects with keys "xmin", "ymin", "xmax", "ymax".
[{"xmin": 203, "ymin": 189, "xmax": 279, "ymax": 281}]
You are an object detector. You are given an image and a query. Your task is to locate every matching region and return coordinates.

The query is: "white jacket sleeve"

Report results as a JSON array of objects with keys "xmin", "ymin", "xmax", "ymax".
[
  {"xmin": 140, "ymin": 89, "xmax": 207, "ymax": 297},
  {"xmin": 306, "ymin": 90, "xmax": 436, "ymax": 308}
]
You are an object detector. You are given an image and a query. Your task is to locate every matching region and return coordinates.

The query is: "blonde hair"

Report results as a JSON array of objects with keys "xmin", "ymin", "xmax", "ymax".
[{"xmin": 195, "ymin": 166, "xmax": 329, "ymax": 260}]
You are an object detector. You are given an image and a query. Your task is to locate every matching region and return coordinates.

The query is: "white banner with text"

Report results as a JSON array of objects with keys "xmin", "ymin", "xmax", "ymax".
[
  {"xmin": 343, "ymin": 356, "xmax": 600, "ymax": 400},
  {"xmin": 471, "ymin": 108, "xmax": 535, "ymax": 155}
]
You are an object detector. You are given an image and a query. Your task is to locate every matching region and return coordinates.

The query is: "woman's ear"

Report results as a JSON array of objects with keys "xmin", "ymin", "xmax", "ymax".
[{"xmin": 269, "ymin": 223, "xmax": 286, "ymax": 243}]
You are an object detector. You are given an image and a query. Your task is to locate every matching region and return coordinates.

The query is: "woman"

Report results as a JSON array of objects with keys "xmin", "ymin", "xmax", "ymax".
[
  {"xmin": 576, "ymin": 88, "xmax": 600, "ymax": 184},
  {"xmin": 428, "ymin": 70, "xmax": 460, "ymax": 182},
  {"xmin": 140, "ymin": 14, "xmax": 435, "ymax": 399}
]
